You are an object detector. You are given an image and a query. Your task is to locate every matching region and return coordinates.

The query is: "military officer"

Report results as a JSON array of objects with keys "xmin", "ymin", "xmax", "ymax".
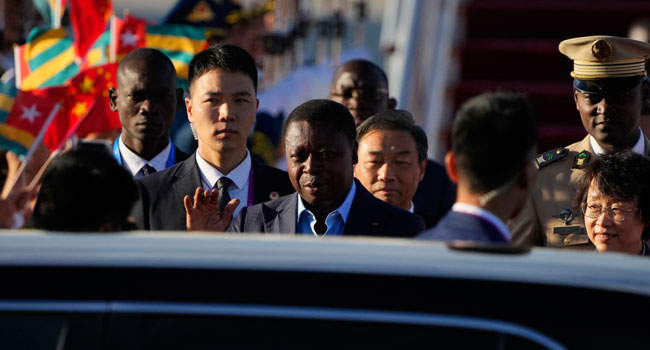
[
  {"xmin": 510, "ymin": 35, "xmax": 650, "ymax": 249},
  {"xmin": 510, "ymin": 36, "xmax": 650, "ymax": 249}
]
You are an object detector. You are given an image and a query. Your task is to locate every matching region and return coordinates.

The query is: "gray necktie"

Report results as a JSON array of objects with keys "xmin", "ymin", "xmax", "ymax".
[
  {"xmin": 141, "ymin": 164, "xmax": 157, "ymax": 177},
  {"xmin": 216, "ymin": 177, "xmax": 233, "ymax": 214}
]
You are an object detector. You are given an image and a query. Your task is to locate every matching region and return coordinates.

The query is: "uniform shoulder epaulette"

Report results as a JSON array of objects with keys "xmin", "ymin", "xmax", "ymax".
[{"xmin": 535, "ymin": 147, "xmax": 569, "ymax": 169}]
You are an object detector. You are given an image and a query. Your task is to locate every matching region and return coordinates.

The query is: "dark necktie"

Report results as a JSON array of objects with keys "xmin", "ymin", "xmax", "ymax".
[
  {"xmin": 216, "ymin": 177, "xmax": 233, "ymax": 214},
  {"xmin": 141, "ymin": 164, "xmax": 157, "ymax": 177}
]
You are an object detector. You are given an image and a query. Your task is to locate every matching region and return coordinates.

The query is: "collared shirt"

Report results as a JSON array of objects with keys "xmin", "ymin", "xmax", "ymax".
[
  {"xmin": 297, "ymin": 181, "xmax": 357, "ymax": 237},
  {"xmin": 118, "ymin": 135, "xmax": 172, "ymax": 179},
  {"xmin": 195, "ymin": 150, "xmax": 252, "ymax": 216},
  {"xmin": 589, "ymin": 128, "xmax": 645, "ymax": 156},
  {"xmin": 451, "ymin": 202, "xmax": 510, "ymax": 242},
  {"xmin": 408, "ymin": 202, "xmax": 415, "ymax": 213}
]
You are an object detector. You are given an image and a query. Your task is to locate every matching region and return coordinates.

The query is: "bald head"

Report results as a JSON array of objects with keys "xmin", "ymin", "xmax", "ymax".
[
  {"xmin": 117, "ymin": 48, "xmax": 177, "ymax": 86},
  {"xmin": 330, "ymin": 59, "xmax": 396, "ymax": 125},
  {"xmin": 109, "ymin": 48, "xmax": 183, "ymax": 160}
]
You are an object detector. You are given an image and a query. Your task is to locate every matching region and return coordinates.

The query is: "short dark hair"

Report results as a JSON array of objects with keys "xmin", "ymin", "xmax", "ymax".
[
  {"xmin": 188, "ymin": 44, "xmax": 258, "ymax": 92},
  {"xmin": 282, "ymin": 99, "xmax": 356, "ymax": 147},
  {"xmin": 33, "ymin": 148, "xmax": 138, "ymax": 231},
  {"xmin": 453, "ymin": 91, "xmax": 537, "ymax": 193},
  {"xmin": 356, "ymin": 109, "xmax": 428, "ymax": 162},
  {"xmin": 574, "ymin": 150, "xmax": 650, "ymax": 237}
]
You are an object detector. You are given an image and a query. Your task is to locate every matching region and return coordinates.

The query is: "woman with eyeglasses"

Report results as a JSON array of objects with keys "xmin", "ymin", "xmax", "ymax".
[{"xmin": 574, "ymin": 150, "xmax": 650, "ymax": 256}]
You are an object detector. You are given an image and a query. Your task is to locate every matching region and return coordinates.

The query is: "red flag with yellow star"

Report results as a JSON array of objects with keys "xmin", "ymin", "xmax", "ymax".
[
  {"xmin": 43, "ymin": 63, "xmax": 119, "ymax": 151},
  {"xmin": 68, "ymin": 0, "xmax": 113, "ymax": 62}
]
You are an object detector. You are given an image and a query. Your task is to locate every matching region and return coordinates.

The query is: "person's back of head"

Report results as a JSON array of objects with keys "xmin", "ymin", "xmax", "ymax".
[
  {"xmin": 33, "ymin": 148, "xmax": 138, "ymax": 232},
  {"xmin": 452, "ymin": 91, "xmax": 537, "ymax": 194}
]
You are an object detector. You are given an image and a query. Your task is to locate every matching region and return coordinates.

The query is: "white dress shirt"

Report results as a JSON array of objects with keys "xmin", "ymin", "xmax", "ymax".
[
  {"xmin": 118, "ymin": 135, "xmax": 172, "ymax": 179},
  {"xmin": 195, "ymin": 150, "xmax": 252, "ymax": 216}
]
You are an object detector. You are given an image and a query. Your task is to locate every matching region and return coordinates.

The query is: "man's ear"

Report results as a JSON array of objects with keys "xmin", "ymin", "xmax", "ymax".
[
  {"xmin": 175, "ymin": 88, "xmax": 184, "ymax": 112},
  {"xmin": 388, "ymin": 97, "xmax": 397, "ymax": 110},
  {"xmin": 573, "ymin": 89, "xmax": 580, "ymax": 111},
  {"xmin": 185, "ymin": 97, "xmax": 193, "ymax": 123},
  {"xmin": 418, "ymin": 159, "xmax": 426, "ymax": 182},
  {"xmin": 108, "ymin": 88, "xmax": 118, "ymax": 111},
  {"xmin": 443, "ymin": 150, "xmax": 459, "ymax": 184}
]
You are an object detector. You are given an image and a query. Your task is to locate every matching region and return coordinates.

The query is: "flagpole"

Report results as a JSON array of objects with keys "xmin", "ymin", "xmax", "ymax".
[
  {"xmin": 1, "ymin": 102, "xmax": 61, "ymax": 199},
  {"xmin": 27, "ymin": 100, "xmax": 96, "ymax": 191}
]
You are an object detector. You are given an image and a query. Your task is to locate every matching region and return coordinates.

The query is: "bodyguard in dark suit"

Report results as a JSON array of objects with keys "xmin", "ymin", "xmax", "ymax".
[
  {"xmin": 205, "ymin": 99, "xmax": 424, "ymax": 236},
  {"xmin": 109, "ymin": 48, "xmax": 189, "ymax": 179},
  {"xmin": 133, "ymin": 44, "xmax": 293, "ymax": 230},
  {"xmin": 417, "ymin": 92, "xmax": 538, "ymax": 243},
  {"xmin": 354, "ymin": 110, "xmax": 439, "ymax": 229}
]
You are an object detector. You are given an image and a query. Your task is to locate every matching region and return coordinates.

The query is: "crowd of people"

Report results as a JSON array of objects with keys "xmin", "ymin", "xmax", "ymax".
[{"xmin": 2, "ymin": 33, "xmax": 650, "ymax": 257}]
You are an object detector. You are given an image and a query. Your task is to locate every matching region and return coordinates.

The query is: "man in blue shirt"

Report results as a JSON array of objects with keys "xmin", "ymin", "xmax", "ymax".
[{"xmin": 208, "ymin": 99, "xmax": 424, "ymax": 237}]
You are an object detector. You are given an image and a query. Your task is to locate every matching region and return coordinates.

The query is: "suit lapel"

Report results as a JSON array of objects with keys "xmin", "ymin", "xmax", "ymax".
[
  {"xmin": 171, "ymin": 154, "xmax": 203, "ymax": 206},
  {"xmin": 344, "ymin": 182, "xmax": 381, "ymax": 235},
  {"xmin": 263, "ymin": 194, "xmax": 298, "ymax": 234}
]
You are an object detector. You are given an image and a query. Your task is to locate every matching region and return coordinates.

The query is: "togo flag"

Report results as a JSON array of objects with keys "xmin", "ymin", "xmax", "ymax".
[
  {"xmin": 14, "ymin": 27, "xmax": 80, "ymax": 90},
  {"xmin": 111, "ymin": 14, "xmax": 207, "ymax": 90}
]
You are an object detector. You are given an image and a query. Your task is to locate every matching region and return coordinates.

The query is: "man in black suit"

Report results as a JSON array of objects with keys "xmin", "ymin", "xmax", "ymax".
[
  {"xmin": 133, "ymin": 44, "xmax": 293, "ymax": 230},
  {"xmin": 354, "ymin": 110, "xmax": 438, "ymax": 228},
  {"xmin": 329, "ymin": 59, "xmax": 455, "ymax": 224},
  {"xmin": 220, "ymin": 99, "xmax": 424, "ymax": 237},
  {"xmin": 109, "ymin": 48, "xmax": 189, "ymax": 178},
  {"xmin": 417, "ymin": 92, "xmax": 537, "ymax": 243}
]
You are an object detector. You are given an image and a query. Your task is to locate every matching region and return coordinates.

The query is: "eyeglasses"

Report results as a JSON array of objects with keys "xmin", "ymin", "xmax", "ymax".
[
  {"xmin": 330, "ymin": 88, "xmax": 389, "ymax": 101},
  {"xmin": 581, "ymin": 202, "xmax": 639, "ymax": 222}
]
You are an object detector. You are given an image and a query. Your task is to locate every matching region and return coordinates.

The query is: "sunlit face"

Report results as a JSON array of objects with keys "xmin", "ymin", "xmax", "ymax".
[
  {"xmin": 285, "ymin": 121, "xmax": 354, "ymax": 212},
  {"xmin": 186, "ymin": 69, "xmax": 258, "ymax": 158},
  {"xmin": 574, "ymin": 86, "xmax": 643, "ymax": 150},
  {"xmin": 330, "ymin": 66, "xmax": 390, "ymax": 126},
  {"xmin": 584, "ymin": 179, "xmax": 645, "ymax": 254},
  {"xmin": 354, "ymin": 129, "xmax": 425, "ymax": 211},
  {"xmin": 110, "ymin": 60, "xmax": 182, "ymax": 146}
]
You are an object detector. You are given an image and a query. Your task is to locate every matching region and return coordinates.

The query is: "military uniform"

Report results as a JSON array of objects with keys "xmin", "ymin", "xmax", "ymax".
[
  {"xmin": 510, "ymin": 135, "xmax": 650, "ymax": 248},
  {"xmin": 510, "ymin": 35, "xmax": 650, "ymax": 249}
]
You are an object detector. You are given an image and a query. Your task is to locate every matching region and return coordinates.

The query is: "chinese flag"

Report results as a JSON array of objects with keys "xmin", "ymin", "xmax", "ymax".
[
  {"xmin": 44, "ymin": 63, "xmax": 120, "ymax": 151},
  {"xmin": 68, "ymin": 0, "xmax": 113, "ymax": 61},
  {"xmin": 110, "ymin": 13, "xmax": 147, "ymax": 62}
]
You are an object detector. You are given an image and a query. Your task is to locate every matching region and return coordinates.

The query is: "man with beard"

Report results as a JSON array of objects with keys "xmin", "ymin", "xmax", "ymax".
[{"xmin": 510, "ymin": 35, "xmax": 650, "ymax": 248}]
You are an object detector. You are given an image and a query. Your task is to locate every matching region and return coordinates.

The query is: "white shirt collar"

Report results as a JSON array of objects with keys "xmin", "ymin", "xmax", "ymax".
[
  {"xmin": 195, "ymin": 150, "xmax": 252, "ymax": 190},
  {"xmin": 118, "ymin": 135, "xmax": 171, "ymax": 176},
  {"xmin": 451, "ymin": 202, "xmax": 510, "ymax": 241},
  {"xmin": 298, "ymin": 181, "xmax": 357, "ymax": 225},
  {"xmin": 589, "ymin": 128, "xmax": 645, "ymax": 156},
  {"xmin": 409, "ymin": 202, "xmax": 415, "ymax": 213}
]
